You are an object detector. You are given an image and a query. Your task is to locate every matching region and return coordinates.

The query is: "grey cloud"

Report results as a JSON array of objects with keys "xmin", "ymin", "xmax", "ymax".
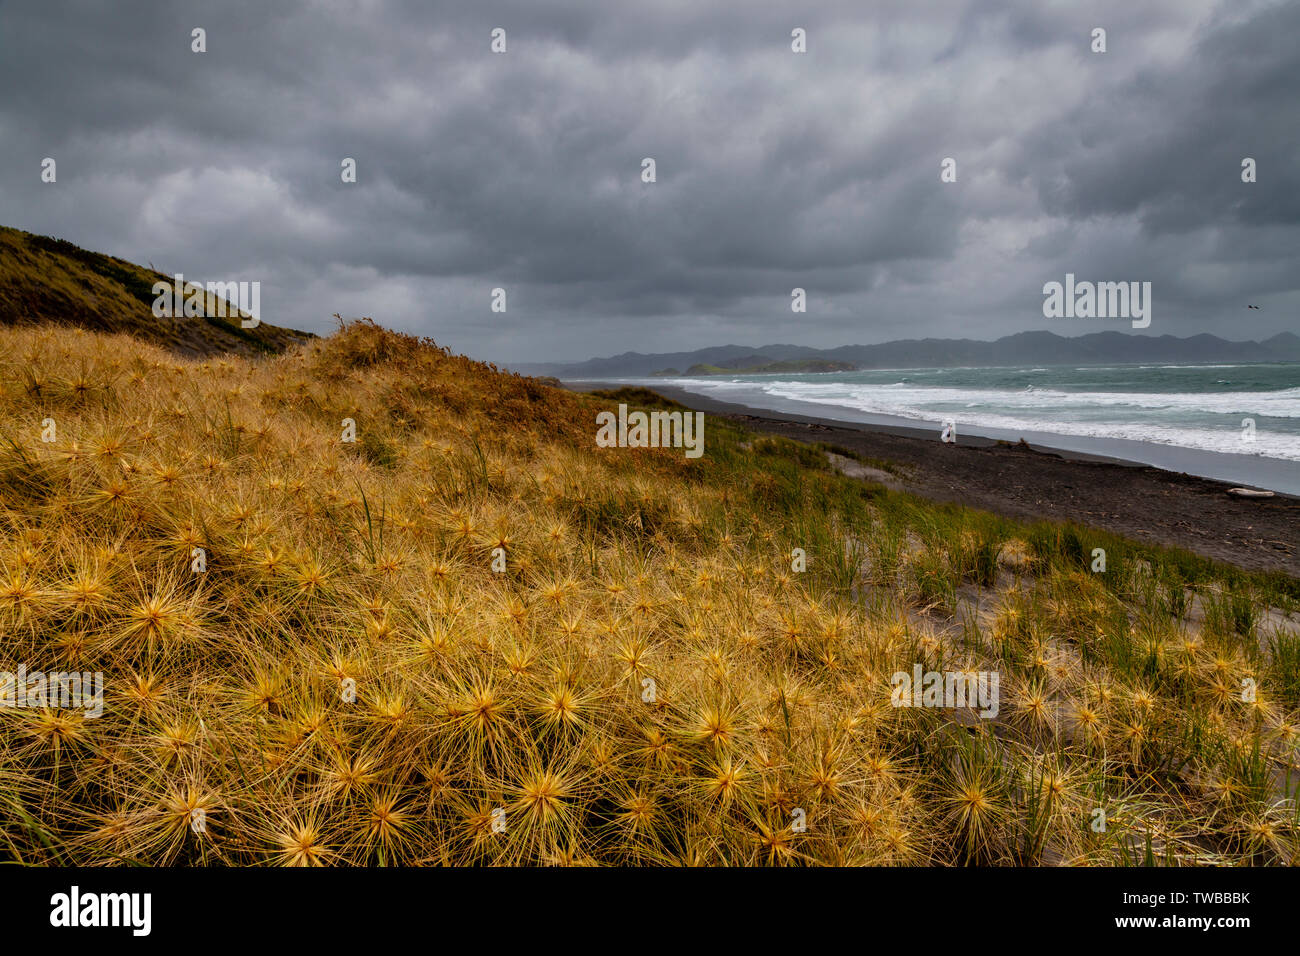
[{"xmin": 0, "ymin": 0, "xmax": 1294, "ymax": 363}]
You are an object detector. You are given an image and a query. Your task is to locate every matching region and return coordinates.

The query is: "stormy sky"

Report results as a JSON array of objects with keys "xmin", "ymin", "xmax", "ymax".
[{"xmin": 1, "ymin": 0, "xmax": 1296, "ymax": 365}]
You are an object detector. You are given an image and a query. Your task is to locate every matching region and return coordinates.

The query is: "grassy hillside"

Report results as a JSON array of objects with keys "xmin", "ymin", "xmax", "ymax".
[
  {"xmin": 0, "ymin": 319, "xmax": 1297, "ymax": 865},
  {"xmin": 0, "ymin": 225, "xmax": 313, "ymax": 357}
]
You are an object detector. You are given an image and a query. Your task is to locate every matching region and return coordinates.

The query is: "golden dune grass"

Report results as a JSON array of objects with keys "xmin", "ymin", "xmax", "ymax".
[{"xmin": 0, "ymin": 319, "xmax": 1296, "ymax": 866}]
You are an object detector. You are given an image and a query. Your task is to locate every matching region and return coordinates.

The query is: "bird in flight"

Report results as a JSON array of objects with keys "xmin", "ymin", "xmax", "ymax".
[{"xmin": 1246, "ymin": 304, "xmax": 1261, "ymax": 309}]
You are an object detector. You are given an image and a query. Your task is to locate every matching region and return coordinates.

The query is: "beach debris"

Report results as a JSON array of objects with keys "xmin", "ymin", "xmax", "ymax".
[{"xmin": 1226, "ymin": 487, "xmax": 1274, "ymax": 498}]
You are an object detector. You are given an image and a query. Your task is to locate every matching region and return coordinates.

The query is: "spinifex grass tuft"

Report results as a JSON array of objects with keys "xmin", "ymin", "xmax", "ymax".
[{"xmin": 0, "ymin": 320, "xmax": 1295, "ymax": 865}]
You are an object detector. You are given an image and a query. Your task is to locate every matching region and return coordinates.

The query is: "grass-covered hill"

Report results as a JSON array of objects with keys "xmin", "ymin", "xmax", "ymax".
[
  {"xmin": 0, "ymin": 225, "xmax": 313, "ymax": 357},
  {"xmin": 0, "ymin": 318, "xmax": 1297, "ymax": 866}
]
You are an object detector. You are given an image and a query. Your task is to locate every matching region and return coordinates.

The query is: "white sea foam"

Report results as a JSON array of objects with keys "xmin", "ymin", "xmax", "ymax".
[
  {"xmin": 645, "ymin": 377, "xmax": 1300, "ymax": 462},
  {"xmin": 668, "ymin": 379, "xmax": 1300, "ymax": 418}
]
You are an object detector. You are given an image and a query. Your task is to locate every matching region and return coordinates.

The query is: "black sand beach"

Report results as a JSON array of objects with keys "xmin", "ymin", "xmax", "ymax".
[{"xmin": 572, "ymin": 382, "xmax": 1300, "ymax": 579}]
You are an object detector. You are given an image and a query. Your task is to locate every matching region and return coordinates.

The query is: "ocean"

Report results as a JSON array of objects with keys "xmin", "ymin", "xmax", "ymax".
[{"xmin": 616, "ymin": 362, "xmax": 1300, "ymax": 495}]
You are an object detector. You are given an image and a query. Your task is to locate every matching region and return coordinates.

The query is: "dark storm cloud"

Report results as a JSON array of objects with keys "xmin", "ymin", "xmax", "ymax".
[
  {"xmin": 1028, "ymin": 2, "xmax": 1300, "ymax": 231},
  {"xmin": 0, "ymin": 0, "xmax": 1294, "ymax": 363}
]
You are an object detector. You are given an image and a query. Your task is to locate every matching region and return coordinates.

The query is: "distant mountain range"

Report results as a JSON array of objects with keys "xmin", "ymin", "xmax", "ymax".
[
  {"xmin": 511, "ymin": 330, "xmax": 1300, "ymax": 379},
  {"xmin": 659, "ymin": 357, "xmax": 860, "ymax": 377}
]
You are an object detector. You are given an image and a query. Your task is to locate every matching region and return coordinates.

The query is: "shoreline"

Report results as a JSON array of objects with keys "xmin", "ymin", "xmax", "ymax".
[
  {"xmin": 570, "ymin": 377, "xmax": 1300, "ymax": 496},
  {"xmin": 569, "ymin": 381, "xmax": 1300, "ymax": 579}
]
